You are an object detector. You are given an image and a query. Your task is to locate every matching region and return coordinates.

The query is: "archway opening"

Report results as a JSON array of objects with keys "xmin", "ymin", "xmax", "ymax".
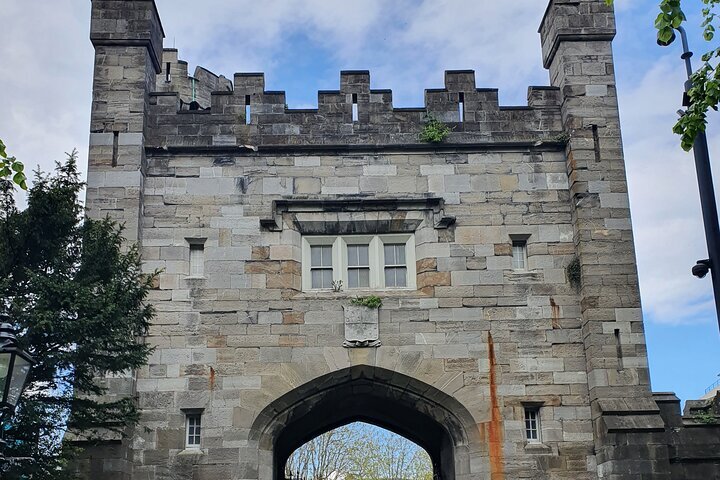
[
  {"xmin": 284, "ymin": 421, "xmax": 433, "ymax": 480},
  {"xmin": 251, "ymin": 365, "xmax": 482, "ymax": 480}
]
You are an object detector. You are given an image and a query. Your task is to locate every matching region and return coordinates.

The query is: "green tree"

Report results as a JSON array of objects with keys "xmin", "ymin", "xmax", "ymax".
[
  {"xmin": 286, "ymin": 423, "xmax": 433, "ymax": 480},
  {"xmin": 0, "ymin": 152, "xmax": 156, "ymax": 478},
  {"xmin": 0, "ymin": 139, "xmax": 28, "ymax": 190},
  {"xmin": 606, "ymin": 0, "xmax": 720, "ymax": 150}
]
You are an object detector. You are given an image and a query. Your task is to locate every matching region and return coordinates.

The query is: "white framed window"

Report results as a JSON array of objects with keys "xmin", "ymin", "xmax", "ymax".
[
  {"xmin": 301, "ymin": 234, "xmax": 416, "ymax": 291},
  {"xmin": 185, "ymin": 412, "xmax": 202, "ymax": 449},
  {"xmin": 512, "ymin": 240, "xmax": 527, "ymax": 270},
  {"xmin": 187, "ymin": 238, "xmax": 206, "ymax": 277},
  {"xmin": 524, "ymin": 407, "xmax": 540, "ymax": 443}
]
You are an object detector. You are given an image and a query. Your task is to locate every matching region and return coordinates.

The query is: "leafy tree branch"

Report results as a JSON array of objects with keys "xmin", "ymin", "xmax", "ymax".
[
  {"xmin": 0, "ymin": 138, "xmax": 28, "ymax": 190},
  {"xmin": 606, "ymin": 0, "xmax": 720, "ymax": 150}
]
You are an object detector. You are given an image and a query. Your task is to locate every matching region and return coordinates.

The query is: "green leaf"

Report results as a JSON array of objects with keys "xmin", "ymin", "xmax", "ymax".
[
  {"xmin": 11, "ymin": 161, "xmax": 24, "ymax": 173},
  {"xmin": 12, "ymin": 172, "xmax": 26, "ymax": 186}
]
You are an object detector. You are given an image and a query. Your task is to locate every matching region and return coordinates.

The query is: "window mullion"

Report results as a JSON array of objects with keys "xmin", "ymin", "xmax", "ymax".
[
  {"xmin": 336, "ymin": 237, "xmax": 346, "ymax": 288},
  {"xmin": 374, "ymin": 237, "xmax": 384, "ymax": 288}
]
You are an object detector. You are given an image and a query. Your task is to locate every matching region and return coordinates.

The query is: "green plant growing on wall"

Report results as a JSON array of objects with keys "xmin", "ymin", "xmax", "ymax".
[
  {"xmin": 692, "ymin": 409, "xmax": 717, "ymax": 424},
  {"xmin": 419, "ymin": 116, "xmax": 451, "ymax": 143},
  {"xmin": 566, "ymin": 256, "xmax": 582, "ymax": 291},
  {"xmin": 350, "ymin": 296, "xmax": 383, "ymax": 309}
]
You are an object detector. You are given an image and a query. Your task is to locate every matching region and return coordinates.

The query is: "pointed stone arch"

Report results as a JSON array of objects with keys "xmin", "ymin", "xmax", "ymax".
[{"xmin": 249, "ymin": 364, "xmax": 483, "ymax": 480}]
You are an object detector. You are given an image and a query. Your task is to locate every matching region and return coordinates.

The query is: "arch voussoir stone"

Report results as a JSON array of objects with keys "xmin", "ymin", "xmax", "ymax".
[{"xmin": 250, "ymin": 364, "xmax": 483, "ymax": 480}]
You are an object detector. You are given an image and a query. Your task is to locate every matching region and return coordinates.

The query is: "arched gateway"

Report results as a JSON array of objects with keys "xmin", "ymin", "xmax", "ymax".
[{"xmin": 250, "ymin": 365, "xmax": 481, "ymax": 480}]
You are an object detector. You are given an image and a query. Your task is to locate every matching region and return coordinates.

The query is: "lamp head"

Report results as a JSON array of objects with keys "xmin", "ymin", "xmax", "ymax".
[{"xmin": 657, "ymin": 29, "xmax": 677, "ymax": 47}]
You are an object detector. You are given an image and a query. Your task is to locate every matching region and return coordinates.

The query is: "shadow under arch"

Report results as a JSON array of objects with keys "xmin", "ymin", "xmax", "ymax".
[{"xmin": 250, "ymin": 365, "xmax": 482, "ymax": 480}]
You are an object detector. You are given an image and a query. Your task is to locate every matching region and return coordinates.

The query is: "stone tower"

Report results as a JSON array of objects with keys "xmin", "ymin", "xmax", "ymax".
[{"xmin": 74, "ymin": 1, "xmax": 720, "ymax": 479}]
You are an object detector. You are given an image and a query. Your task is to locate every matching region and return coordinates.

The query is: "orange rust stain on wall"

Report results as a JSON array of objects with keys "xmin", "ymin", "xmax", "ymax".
[{"xmin": 487, "ymin": 332, "xmax": 505, "ymax": 480}]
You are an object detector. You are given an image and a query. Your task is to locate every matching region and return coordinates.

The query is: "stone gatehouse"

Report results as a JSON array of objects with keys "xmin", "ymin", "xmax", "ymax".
[{"xmin": 76, "ymin": 1, "xmax": 720, "ymax": 479}]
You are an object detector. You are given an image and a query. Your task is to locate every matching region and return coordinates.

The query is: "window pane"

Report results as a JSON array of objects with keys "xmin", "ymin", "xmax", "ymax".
[
  {"xmin": 321, "ymin": 245, "xmax": 332, "ymax": 265},
  {"xmin": 359, "ymin": 268, "xmax": 369, "ymax": 287},
  {"xmin": 311, "ymin": 246, "xmax": 322, "ymax": 266},
  {"xmin": 312, "ymin": 269, "xmax": 333, "ymax": 289},
  {"xmin": 348, "ymin": 268, "xmax": 369, "ymax": 288},
  {"xmin": 187, "ymin": 415, "xmax": 202, "ymax": 447},
  {"xmin": 348, "ymin": 245, "xmax": 369, "ymax": 268},
  {"xmin": 384, "ymin": 244, "xmax": 395, "ymax": 265},
  {"xmin": 311, "ymin": 245, "xmax": 332, "ymax": 267},
  {"xmin": 358, "ymin": 245, "xmax": 369, "ymax": 265},
  {"xmin": 395, "ymin": 244, "xmax": 405, "ymax": 264},
  {"xmin": 384, "ymin": 244, "xmax": 405, "ymax": 266},
  {"xmin": 524, "ymin": 409, "xmax": 539, "ymax": 441},
  {"xmin": 385, "ymin": 267, "xmax": 407, "ymax": 287},
  {"xmin": 512, "ymin": 242, "xmax": 526, "ymax": 269},
  {"xmin": 190, "ymin": 245, "xmax": 204, "ymax": 276}
]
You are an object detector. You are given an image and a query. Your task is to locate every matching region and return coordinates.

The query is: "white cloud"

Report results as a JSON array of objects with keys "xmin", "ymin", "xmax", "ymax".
[
  {"xmin": 620, "ymin": 56, "xmax": 720, "ymax": 324},
  {"xmin": 0, "ymin": 1, "xmax": 93, "ymax": 203}
]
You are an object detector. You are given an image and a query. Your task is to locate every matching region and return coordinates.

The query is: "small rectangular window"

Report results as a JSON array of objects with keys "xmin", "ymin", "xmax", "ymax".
[
  {"xmin": 165, "ymin": 62, "xmax": 171, "ymax": 82},
  {"xmin": 384, "ymin": 244, "xmax": 407, "ymax": 287},
  {"xmin": 245, "ymin": 95, "xmax": 251, "ymax": 125},
  {"xmin": 524, "ymin": 407, "xmax": 540, "ymax": 442},
  {"xmin": 186, "ymin": 413, "xmax": 202, "ymax": 448},
  {"xmin": 311, "ymin": 245, "xmax": 334, "ymax": 289},
  {"xmin": 347, "ymin": 244, "xmax": 370, "ymax": 288},
  {"xmin": 189, "ymin": 243, "xmax": 204, "ymax": 277},
  {"xmin": 512, "ymin": 240, "xmax": 527, "ymax": 270},
  {"xmin": 458, "ymin": 92, "xmax": 465, "ymax": 123},
  {"xmin": 352, "ymin": 93, "xmax": 359, "ymax": 122}
]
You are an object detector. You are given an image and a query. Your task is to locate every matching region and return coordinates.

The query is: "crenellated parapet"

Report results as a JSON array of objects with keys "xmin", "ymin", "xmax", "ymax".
[
  {"xmin": 147, "ymin": 68, "xmax": 563, "ymax": 148},
  {"xmin": 155, "ymin": 49, "xmax": 232, "ymax": 109}
]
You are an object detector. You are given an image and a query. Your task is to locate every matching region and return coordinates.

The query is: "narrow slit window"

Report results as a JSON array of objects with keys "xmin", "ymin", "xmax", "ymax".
[
  {"xmin": 512, "ymin": 240, "xmax": 527, "ymax": 270},
  {"xmin": 245, "ymin": 95, "xmax": 251, "ymax": 125},
  {"xmin": 112, "ymin": 131, "xmax": 119, "ymax": 167},
  {"xmin": 458, "ymin": 92, "xmax": 465, "ymax": 123},
  {"xmin": 352, "ymin": 93, "xmax": 359, "ymax": 122},
  {"xmin": 384, "ymin": 244, "xmax": 407, "ymax": 288},
  {"xmin": 189, "ymin": 243, "xmax": 204, "ymax": 277},
  {"xmin": 186, "ymin": 413, "xmax": 202, "ymax": 448},
  {"xmin": 347, "ymin": 244, "xmax": 370, "ymax": 288},
  {"xmin": 615, "ymin": 329, "xmax": 624, "ymax": 370},
  {"xmin": 310, "ymin": 245, "xmax": 333, "ymax": 289},
  {"xmin": 165, "ymin": 62, "xmax": 171, "ymax": 82},
  {"xmin": 524, "ymin": 407, "xmax": 540, "ymax": 442}
]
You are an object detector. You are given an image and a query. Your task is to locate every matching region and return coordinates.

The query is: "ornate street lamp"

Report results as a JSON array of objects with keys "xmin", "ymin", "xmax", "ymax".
[{"xmin": 0, "ymin": 317, "xmax": 34, "ymax": 456}]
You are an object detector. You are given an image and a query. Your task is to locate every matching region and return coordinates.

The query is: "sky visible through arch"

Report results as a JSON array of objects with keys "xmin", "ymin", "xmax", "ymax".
[{"xmin": 0, "ymin": 0, "xmax": 718, "ymax": 403}]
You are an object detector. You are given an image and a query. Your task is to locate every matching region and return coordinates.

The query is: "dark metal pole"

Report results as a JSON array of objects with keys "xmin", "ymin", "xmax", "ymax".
[
  {"xmin": 673, "ymin": 27, "xmax": 720, "ymax": 330},
  {"xmin": 691, "ymin": 128, "xmax": 720, "ymax": 330}
]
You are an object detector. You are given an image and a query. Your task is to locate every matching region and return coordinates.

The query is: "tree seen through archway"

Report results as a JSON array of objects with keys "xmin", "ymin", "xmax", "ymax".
[{"xmin": 285, "ymin": 422, "xmax": 433, "ymax": 480}]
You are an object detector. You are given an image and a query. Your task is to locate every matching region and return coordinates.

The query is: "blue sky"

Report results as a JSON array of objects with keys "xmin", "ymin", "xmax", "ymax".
[{"xmin": 1, "ymin": 0, "xmax": 718, "ymax": 403}]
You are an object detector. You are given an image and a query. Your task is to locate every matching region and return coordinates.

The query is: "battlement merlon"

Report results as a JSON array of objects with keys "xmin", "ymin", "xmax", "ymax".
[
  {"xmin": 538, "ymin": 0, "xmax": 616, "ymax": 69},
  {"xmin": 90, "ymin": 0, "xmax": 165, "ymax": 74}
]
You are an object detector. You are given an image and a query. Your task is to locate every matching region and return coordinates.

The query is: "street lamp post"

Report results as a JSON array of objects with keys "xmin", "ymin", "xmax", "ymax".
[
  {"xmin": 660, "ymin": 27, "xmax": 720, "ymax": 332},
  {"xmin": 0, "ymin": 317, "xmax": 34, "ymax": 461}
]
